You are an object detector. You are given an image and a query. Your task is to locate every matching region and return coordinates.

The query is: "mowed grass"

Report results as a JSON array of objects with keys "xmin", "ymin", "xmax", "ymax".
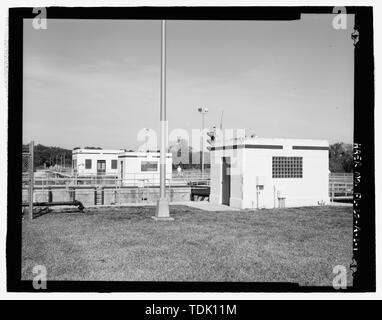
[{"xmin": 22, "ymin": 205, "xmax": 353, "ymax": 286}]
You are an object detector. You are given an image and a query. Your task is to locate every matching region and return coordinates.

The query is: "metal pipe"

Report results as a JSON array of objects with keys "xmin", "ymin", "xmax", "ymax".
[
  {"xmin": 256, "ymin": 187, "xmax": 259, "ymax": 210},
  {"xmin": 159, "ymin": 19, "xmax": 167, "ymax": 200},
  {"xmin": 22, "ymin": 200, "xmax": 84, "ymax": 212},
  {"xmin": 154, "ymin": 20, "xmax": 172, "ymax": 219},
  {"xmin": 201, "ymin": 112, "xmax": 205, "ymax": 176}
]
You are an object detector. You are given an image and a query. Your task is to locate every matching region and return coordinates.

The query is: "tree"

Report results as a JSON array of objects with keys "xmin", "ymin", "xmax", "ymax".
[
  {"xmin": 169, "ymin": 138, "xmax": 193, "ymax": 168},
  {"xmin": 329, "ymin": 142, "xmax": 353, "ymax": 173},
  {"xmin": 24, "ymin": 143, "xmax": 72, "ymax": 169}
]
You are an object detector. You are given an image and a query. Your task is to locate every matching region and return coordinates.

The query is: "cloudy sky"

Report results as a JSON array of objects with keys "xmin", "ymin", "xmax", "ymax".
[{"xmin": 23, "ymin": 14, "xmax": 354, "ymax": 150}]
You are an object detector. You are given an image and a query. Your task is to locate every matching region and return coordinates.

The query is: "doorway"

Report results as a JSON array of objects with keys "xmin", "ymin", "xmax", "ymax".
[
  {"xmin": 222, "ymin": 157, "xmax": 231, "ymax": 206},
  {"xmin": 97, "ymin": 160, "xmax": 106, "ymax": 175}
]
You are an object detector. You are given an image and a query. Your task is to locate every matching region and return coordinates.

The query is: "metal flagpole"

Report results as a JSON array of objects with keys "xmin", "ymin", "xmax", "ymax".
[
  {"xmin": 154, "ymin": 20, "xmax": 173, "ymax": 220},
  {"xmin": 201, "ymin": 112, "xmax": 205, "ymax": 176},
  {"xmin": 197, "ymin": 107, "xmax": 208, "ymax": 177}
]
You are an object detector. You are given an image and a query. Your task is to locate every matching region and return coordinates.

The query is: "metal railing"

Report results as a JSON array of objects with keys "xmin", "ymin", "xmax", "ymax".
[
  {"xmin": 32, "ymin": 174, "xmax": 210, "ymax": 188},
  {"xmin": 22, "ymin": 141, "xmax": 34, "ymax": 220},
  {"xmin": 329, "ymin": 173, "xmax": 353, "ymax": 200},
  {"xmin": 30, "ymin": 171, "xmax": 350, "ymax": 199}
]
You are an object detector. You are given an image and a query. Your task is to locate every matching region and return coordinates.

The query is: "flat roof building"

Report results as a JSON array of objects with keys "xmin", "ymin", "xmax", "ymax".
[
  {"xmin": 72, "ymin": 148, "xmax": 122, "ymax": 176},
  {"xmin": 118, "ymin": 151, "xmax": 172, "ymax": 186},
  {"xmin": 209, "ymin": 137, "xmax": 330, "ymax": 209}
]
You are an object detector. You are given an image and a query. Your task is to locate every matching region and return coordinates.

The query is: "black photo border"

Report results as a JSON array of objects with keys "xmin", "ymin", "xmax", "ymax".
[{"xmin": 7, "ymin": 6, "xmax": 375, "ymax": 292}]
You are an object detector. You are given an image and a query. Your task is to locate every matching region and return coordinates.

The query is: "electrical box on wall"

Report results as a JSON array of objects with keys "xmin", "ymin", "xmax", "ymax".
[{"xmin": 256, "ymin": 176, "xmax": 266, "ymax": 187}]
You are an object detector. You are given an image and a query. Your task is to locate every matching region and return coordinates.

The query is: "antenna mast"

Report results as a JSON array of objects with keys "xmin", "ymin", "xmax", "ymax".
[{"xmin": 220, "ymin": 110, "xmax": 224, "ymax": 130}]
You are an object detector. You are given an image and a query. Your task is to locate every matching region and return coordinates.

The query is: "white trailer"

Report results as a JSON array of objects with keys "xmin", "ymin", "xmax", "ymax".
[
  {"xmin": 118, "ymin": 151, "xmax": 173, "ymax": 186},
  {"xmin": 72, "ymin": 148, "xmax": 122, "ymax": 176}
]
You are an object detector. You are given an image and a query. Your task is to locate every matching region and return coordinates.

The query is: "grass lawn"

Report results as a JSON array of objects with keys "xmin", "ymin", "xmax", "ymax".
[{"xmin": 22, "ymin": 205, "xmax": 353, "ymax": 286}]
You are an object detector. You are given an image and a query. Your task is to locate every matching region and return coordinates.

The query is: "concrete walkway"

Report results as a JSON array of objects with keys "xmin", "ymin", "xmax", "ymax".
[
  {"xmin": 82, "ymin": 201, "xmax": 240, "ymax": 212},
  {"xmin": 174, "ymin": 201, "xmax": 240, "ymax": 212}
]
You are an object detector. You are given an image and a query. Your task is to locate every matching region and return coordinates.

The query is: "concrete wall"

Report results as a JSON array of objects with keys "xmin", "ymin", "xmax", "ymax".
[
  {"xmin": 28, "ymin": 187, "xmax": 95, "ymax": 206},
  {"xmin": 243, "ymin": 145, "xmax": 329, "ymax": 209},
  {"xmin": 34, "ymin": 189, "xmax": 50, "ymax": 202},
  {"xmin": 22, "ymin": 189, "xmax": 30, "ymax": 203},
  {"xmin": 103, "ymin": 187, "xmax": 190, "ymax": 205},
  {"xmin": 74, "ymin": 188, "xmax": 97, "ymax": 206},
  {"xmin": 29, "ymin": 186, "xmax": 191, "ymax": 207}
]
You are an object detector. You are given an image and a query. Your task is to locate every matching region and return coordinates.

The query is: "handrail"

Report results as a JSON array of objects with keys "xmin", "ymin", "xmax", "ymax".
[{"xmin": 32, "ymin": 175, "xmax": 210, "ymax": 187}]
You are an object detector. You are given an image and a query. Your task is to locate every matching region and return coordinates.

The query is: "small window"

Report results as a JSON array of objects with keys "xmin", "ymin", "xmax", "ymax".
[
  {"xmin": 85, "ymin": 159, "xmax": 92, "ymax": 169},
  {"xmin": 111, "ymin": 159, "xmax": 118, "ymax": 169},
  {"xmin": 141, "ymin": 161, "xmax": 158, "ymax": 172}
]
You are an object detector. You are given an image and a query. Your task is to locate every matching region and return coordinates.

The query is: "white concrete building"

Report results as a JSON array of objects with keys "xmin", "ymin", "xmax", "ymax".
[
  {"xmin": 209, "ymin": 137, "xmax": 330, "ymax": 209},
  {"xmin": 72, "ymin": 148, "xmax": 122, "ymax": 176},
  {"xmin": 118, "ymin": 151, "xmax": 173, "ymax": 186}
]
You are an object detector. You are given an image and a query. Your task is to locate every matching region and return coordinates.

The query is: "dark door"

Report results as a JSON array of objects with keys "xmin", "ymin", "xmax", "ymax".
[
  {"xmin": 97, "ymin": 160, "xmax": 106, "ymax": 175},
  {"xmin": 120, "ymin": 161, "xmax": 123, "ymax": 185},
  {"xmin": 222, "ymin": 157, "xmax": 231, "ymax": 205}
]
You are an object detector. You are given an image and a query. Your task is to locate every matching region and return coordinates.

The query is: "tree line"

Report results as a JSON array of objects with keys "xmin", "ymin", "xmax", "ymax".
[{"xmin": 23, "ymin": 144, "xmax": 73, "ymax": 169}]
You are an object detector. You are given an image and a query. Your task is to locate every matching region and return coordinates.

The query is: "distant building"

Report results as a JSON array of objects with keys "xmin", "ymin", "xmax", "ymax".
[
  {"xmin": 72, "ymin": 148, "xmax": 122, "ymax": 176},
  {"xmin": 118, "ymin": 151, "xmax": 173, "ymax": 186},
  {"xmin": 209, "ymin": 137, "xmax": 330, "ymax": 209}
]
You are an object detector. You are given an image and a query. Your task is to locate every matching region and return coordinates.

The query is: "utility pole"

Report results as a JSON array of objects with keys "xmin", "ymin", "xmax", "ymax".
[
  {"xmin": 154, "ymin": 20, "xmax": 173, "ymax": 221},
  {"xmin": 198, "ymin": 107, "xmax": 208, "ymax": 177},
  {"xmin": 28, "ymin": 141, "xmax": 34, "ymax": 220}
]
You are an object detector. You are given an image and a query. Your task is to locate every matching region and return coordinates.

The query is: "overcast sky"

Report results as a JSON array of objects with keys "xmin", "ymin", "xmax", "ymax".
[{"xmin": 23, "ymin": 14, "xmax": 354, "ymax": 150}]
